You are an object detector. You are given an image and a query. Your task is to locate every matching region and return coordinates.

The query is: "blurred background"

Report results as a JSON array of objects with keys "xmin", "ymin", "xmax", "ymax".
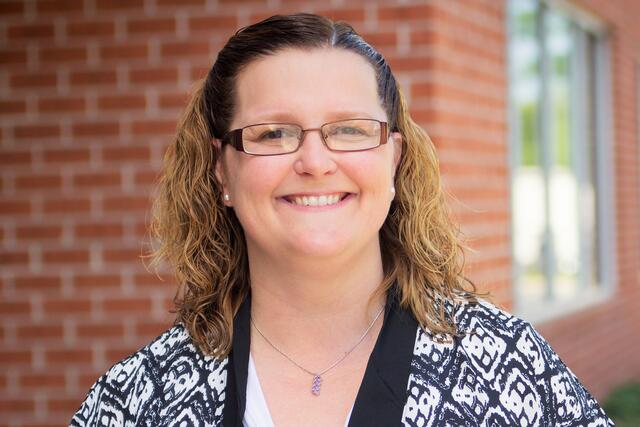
[{"xmin": 1, "ymin": 0, "xmax": 639, "ymax": 425}]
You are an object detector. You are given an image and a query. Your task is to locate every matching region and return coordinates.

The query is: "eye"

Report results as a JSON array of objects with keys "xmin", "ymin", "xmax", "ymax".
[
  {"xmin": 259, "ymin": 129, "xmax": 287, "ymax": 140},
  {"xmin": 334, "ymin": 126, "xmax": 366, "ymax": 136}
]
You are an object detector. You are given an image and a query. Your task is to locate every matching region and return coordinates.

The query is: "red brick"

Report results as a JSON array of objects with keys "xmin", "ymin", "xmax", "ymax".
[
  {"xmin": 43, "ymin": 148, "xmax": 91, "ymax": 163},
  {"xmin": 14, "ymin": 124, "xmax": 60, "ymax": 140},
  {"xmin": 102, "ymin": 145, "xmax": 150, "ymax": 162},
  {"xmin": 16, "ymin": 225, "xmax": 63, "ymax": 239},
  {"xmin": 70, "ymin": 70, "xmax": 117, "ymax": 86},
  {"xmin": 161, "ymin": 41, "xmax": 209, "ymax": 58},
  {"xmin": 315, "ymin": 8, "xmax": 366, "ymax": 23},
  {"xmin": 45, "ymin": 349, "xmax": 92, "ymax": 365},
  {"xmin": 0, "ymin": 200, "xmax": 31, "ymax": 215},
  {"xmin": 42, "ymin": 249, "xmax": 89, "ymax": 264},
  {"xmin": 96, "ymin": 0, "xmax": 144, "ymax": 10},
  {"xmin": 47, "ymin": 397, "xmax": 84, "ymax": 413},
  {"xmin": 105, "ymin": 346, "xmax": 141, "ymax": 363},
  {"xmin": 19, "ymin": 373, "xmax": 66, "ymax": 389},
  {"xmin": 15, "ymin": 276, "xmax": 62, "ymax": 293},
  {"xmin": 17, "ymin": 324, "xmax": 64, "ymax": 340},
  {"xmin": 188, "ymin": 15, "xmax": 238, "ymax": 32},
  {"xmin": 103, "ymin": 196, "xmax": 150, "ymax": 213},
  {"xmin": 102, "ymin": 297, "xmax": 152, "ymax": 313},
  {"xmin": 37, "ymin": 0, "xmax": 84, "ymax": 13},
  {"xmin": 66, "ymin": 20, "xmax": 114, "ymax": 37},
  {"xmin": 129, "ymin": 67, "xmax": 178, "ymax": 84},
  {"xmin": 0, "ymin": 2, "xmax": 23, "ymax": 15},
  {"xmin": 77, "ymin": 322, "xmax": 124, "ymax": 338},
  {"xmin": 0, "ymin": 301, "xmax": 30, "ymax": 316},
  {"xmin": 39, "ymin": 96, "xmax": 85, "ymax": 113},
  {"xmin": 97, "ymin": 94, "xmax": 146, "ymax": 111},
  {"xmin": 135, "ymin": 170, "xmax": 159, "ymax": 185},
  {"xmin": 0, "ymin": 350, "xmax": 31, "ymax": 366},
  {"xmin": 0, "ymin": 100, "xmax": 26, "ymax": 114},
  {"xmin": 0, "ymin": 48, "xmax": 27, "ymax": 65},
  {"xmin": 135, "ymin": 320, "xmax": 173, "ymax": 340},
  {"xmin": 15, "ymin": 174, "xmax": 62, "ymax": 190},
  {"xmin": 7, "ymin": 23, "xmax": 54, "ymax": 40},
  {"xmin": 378, "ymin": 4, "xmax": 436, "ymax": 22},
  {"xmin": 72, "ymin": 172, "xmax": 121, "ymax": 188},
  {"xmin": 158, "ymin": 0, "xmax": 205, "ymax": 5},
  {"xmin": 0, "ymin": 398, "xmax": 34, "ymax": 413},
  {"xmin": 43, "ymin": 298, "xmax": 91, "ymax": 315},
  {"xmin": 134, "ymin": 272, "xmax": 172, "ymax": 288},
  {"xmin": 0, "ymin": 150, "xmax": 31, "ymax": 165},
  {"xmin": 131, "ymin": 119, "xmax": 176, "ymax": 136},
  {"xmin": 359, "ymin": 31, "xmax": 397, "ymax": 49},
  {"xmin": 100, "ymin": 44, "xmax": 148, "ymax": 61},
  {"xmin": 10, "ymin": 72, "xmax": 57, "ymax": 89},
  {"xmin": 73, "ymin": 273, "xmax": 121, "ymax": 290},
  {"xmin": 104, "ymin": 247, "xmax": 145, "ymax": 263},
  {"xmin": 43, "ymin": 197, "xmax": 90, "ymax": 213},
  {"xmin": 72, "ymin": 121, "xmax": 119, "ymax": 137},
  {"xmin": 189, "ymin": 64, "xmax": 210, "ymax": 81},
  {"xmin": 127, "ymin": 17, "xmax": 176, "ymax": 35},
  {"xmin": 0, "ymin": 250, "xmax": 29, "ymax": 265},
  {"xmin": 159, "ymin": 92, "xmax": 188, "ymax": 109},
  {"xmin": 40, "ymin": 46, "xmax": 87, "ymax": 64},
  {"xmin": 75, "ymin": 223, "xmax": 123, "ymax": 238}
]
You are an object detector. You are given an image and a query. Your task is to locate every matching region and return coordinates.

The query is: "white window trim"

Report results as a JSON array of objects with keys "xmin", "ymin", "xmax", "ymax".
[{"xmin": 506, "ymin": 0, "xmax": 617, "ymax": 325}]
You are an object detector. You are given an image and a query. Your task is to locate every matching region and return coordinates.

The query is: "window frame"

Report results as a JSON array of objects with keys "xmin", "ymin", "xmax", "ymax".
[{"xmin": 506, "ymin": 0, "xmax": 616, "ymax": 324}]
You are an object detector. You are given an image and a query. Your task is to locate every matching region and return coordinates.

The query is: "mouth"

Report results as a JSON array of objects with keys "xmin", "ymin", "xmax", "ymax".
[{"xmin": 281, "ymin": 192, "xmax": 352, "ymax": 207}]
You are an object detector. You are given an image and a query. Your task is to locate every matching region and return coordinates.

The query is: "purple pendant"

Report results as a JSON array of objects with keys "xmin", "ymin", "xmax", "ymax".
[{"xmin": 311, "ymin": 375, "xmax": 322, "ymax": 396}]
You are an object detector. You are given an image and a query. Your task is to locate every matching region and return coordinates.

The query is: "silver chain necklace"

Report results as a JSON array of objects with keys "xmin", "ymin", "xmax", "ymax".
[{"xmin": 250, "ymin": 305, "xmax": 385, "ymax": 396}]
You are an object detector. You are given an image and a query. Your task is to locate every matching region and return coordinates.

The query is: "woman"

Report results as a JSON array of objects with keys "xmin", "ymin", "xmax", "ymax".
[{"xmin": 71, "ymin": 13, "xmax": 612, "ymax": 426}]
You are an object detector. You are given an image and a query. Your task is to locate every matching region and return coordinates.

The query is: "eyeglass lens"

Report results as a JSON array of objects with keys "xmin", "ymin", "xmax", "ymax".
[{"xmin": 241, "ymin": 119, "xmax": 382, "ymax": 155}]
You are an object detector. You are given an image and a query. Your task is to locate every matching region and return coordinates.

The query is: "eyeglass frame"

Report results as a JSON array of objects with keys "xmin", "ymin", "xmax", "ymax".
[{"xmin": 220, "ymin": 118, "xmax": 389, "ymax": 156}]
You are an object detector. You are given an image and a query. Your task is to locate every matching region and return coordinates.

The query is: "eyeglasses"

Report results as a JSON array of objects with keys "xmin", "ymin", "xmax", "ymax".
[{"xmin": 221, "ymin": 118, "xmax": 388, "ymax": 156}]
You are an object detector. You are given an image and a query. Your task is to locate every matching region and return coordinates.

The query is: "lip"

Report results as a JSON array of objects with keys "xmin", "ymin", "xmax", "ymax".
[{"xmin": 277, "ymin": 192, "xmax": 356, "ymax": 211}]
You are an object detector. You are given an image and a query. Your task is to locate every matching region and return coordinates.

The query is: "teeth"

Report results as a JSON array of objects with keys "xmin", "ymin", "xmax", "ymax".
[{"xmin": 291, "ymin": 194, "xmax": 344, "ymax": 207}]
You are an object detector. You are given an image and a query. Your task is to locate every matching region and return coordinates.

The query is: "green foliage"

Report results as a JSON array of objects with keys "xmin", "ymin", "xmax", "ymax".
[{"xmin": 603, "ymin": 382, "xmax": 640, "ymax": 426}]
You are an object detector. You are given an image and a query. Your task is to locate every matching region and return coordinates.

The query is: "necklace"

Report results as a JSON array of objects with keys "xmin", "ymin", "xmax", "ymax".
[{"xmin": 250, "ymin": 305, "xmax": 385, "ymax": 396}]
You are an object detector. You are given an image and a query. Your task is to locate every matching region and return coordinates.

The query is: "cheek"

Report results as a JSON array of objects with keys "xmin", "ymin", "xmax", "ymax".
[{"xmin": 226, "ymin": 158, "xmax": 289, "ymax": 208}]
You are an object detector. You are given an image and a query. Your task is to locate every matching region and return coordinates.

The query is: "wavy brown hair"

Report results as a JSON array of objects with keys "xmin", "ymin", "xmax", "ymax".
[{"xmin": 150, "ymin": 13, "xmax": 486, "ymax": 358}]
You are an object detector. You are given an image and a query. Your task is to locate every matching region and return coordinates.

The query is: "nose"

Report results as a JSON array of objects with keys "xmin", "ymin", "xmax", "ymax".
[{"xmin": 293, "ymin": 129, "xmax": 337, "ymax": 176}]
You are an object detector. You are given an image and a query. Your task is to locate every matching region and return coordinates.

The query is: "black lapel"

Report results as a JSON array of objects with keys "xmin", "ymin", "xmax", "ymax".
[
  {"xmin": 348, "ymin": 292, "xmax": 418, "ymax": 426},
  {"xmin": 222, "ymin": 294, "xmax": 251, "ymax": 427}
]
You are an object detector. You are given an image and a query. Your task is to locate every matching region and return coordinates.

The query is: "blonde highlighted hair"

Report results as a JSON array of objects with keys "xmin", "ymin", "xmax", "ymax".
[{"xmin": 150, "ymin": 13, "xmax": 485, "ymax": 358}]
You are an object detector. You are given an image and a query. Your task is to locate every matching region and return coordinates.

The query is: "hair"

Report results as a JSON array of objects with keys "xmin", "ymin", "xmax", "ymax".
[{"xmin": 150, "ymin": 13, "xmax": 486, "ymax": 358}]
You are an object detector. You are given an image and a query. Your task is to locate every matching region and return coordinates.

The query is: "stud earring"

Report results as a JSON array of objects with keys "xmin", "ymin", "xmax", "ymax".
[
  {"xmin": 390, "ymin": 186, "xmax": 396, "ymax": 195},
  {"xmin": 223, "ymin": 193, "xmax": 230, "ymax": 202}
]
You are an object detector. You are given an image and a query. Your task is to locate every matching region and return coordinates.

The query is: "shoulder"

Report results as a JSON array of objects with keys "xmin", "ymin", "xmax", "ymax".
[
  {"xmin": 406, "ymin": 298, "xmax": 613, "ymax": 426},
  {"xmin": 70, "ymin": 324, "xmax": 228, "ymax": 426}
]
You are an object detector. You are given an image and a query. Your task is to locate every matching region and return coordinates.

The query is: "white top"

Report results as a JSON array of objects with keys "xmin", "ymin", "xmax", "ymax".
[{"xmin": 243, "ymin": 353, "xmax": 353, "ymax": 427}]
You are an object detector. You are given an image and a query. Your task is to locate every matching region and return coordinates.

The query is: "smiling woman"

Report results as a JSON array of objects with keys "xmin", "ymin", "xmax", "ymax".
[{"xmin": 71, "ymin": 13, "xmax": 613, "ymax": 427}]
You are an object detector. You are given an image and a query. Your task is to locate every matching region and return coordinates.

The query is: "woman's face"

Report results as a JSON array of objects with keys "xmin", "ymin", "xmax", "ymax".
[{"xmin": 217, "ymin": 47, "xmax": 402, "ymax": 264}]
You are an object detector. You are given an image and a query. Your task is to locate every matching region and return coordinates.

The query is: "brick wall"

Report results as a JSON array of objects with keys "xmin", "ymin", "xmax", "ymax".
[{"xmin": 0, "ymin": 0, "xmax": 638, "ymax": 425}]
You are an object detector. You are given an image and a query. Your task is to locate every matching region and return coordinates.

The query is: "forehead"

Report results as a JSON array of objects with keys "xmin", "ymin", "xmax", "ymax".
[{"xmin": 232, "ymin": 47, "xmax": 385, "ymax": 127}]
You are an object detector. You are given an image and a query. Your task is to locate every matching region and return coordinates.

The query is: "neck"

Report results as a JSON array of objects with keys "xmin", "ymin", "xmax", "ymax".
[{"xmin": 247, "ymin": 241, "xmax": 387, "ymax": 349}]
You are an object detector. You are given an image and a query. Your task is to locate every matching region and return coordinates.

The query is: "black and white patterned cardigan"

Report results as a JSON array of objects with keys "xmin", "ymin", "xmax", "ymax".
[{"xmin": 71, "ymin": 293, "xmax": 613, "ymax": 426}]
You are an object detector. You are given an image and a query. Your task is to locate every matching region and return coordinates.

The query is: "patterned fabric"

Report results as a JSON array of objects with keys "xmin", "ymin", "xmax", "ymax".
[
  {"xmin": 71, "ymin": 327, "xmax": 227, "ymax": 426},
  {"xmin": 402, "ymin": 300, "xmax": 612, "ymax": 426},
  {"xmin": 70, "ymin": 300, "xmax": 613, "ymax": 426}
]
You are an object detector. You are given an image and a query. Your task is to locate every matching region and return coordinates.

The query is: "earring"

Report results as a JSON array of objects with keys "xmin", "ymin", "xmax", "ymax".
[
  {"xmin": 223, "ymin": 193, "xmax": 230, "ymax": 202},
  {"xmin": 390, "ymin": 186, "xmax": 396, "ymax": 195}
]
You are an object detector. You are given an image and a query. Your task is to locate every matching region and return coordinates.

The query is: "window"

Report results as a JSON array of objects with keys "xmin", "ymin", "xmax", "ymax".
[{"xmin": 507, "ymin": 0, "xmax": 614, "ymax": 322}]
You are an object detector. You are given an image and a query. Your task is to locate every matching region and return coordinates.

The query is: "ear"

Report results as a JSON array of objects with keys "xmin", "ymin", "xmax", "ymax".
[
  {"xmin": 212, "ymin": 138, "xmax": 232, "ymax": 206},
  {"xmin": 390, "ymin": 131, "xmax": 403, "ymax": 171}
]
